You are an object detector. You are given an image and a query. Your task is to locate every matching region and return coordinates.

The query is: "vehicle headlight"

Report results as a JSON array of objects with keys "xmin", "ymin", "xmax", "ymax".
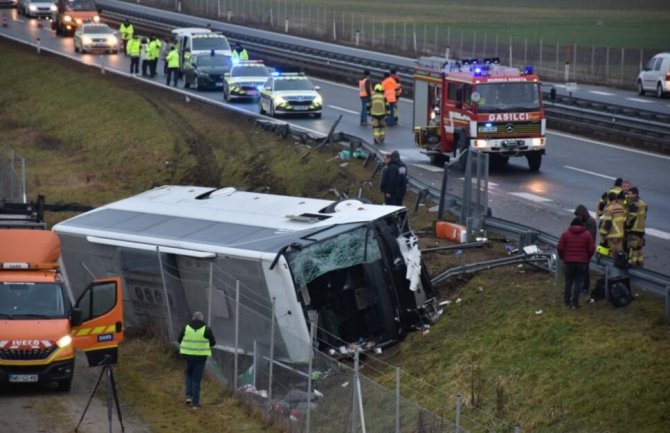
[
  {"xmin": 29, "ymin": 5, "xmax": 37, "ymax": 11},
  {"xmin": 107, "ymin": 36, "xmax": 117, "ymax": 45},
  {"xmin": 93, "ymin": 15, "xmax": 100, "ymax": 22},
  {"xmin": 273, "ymin": 96, "xmax": 286, "ymax": 105},
  {"xmin": 532, "ymin": 138, "xmax": 544, "ymax": 147},
  {"xmin": 50, "ymin": 4, "xmax": 57, "ymax": 11},
  {"xmin": 82, "ymin": 36, "xmax": 92, "ymax": 45},
  {"xmin": 63, "ymin": 15, "xmax": 72, "ymax": 22},
  {"xmin": 75, "ymin": 18, "xmax": 83, "ymax": 24},
  {"xmin": 313, "ymin": 95, "xmax": 323, "ymax": 105},
  {"xmin": 475, "ymin": 139, "xmax": 488, "ymax": 148},
  {"xmin": 56, "ymin": 335, "xmax": 72, "ymax": 348}
]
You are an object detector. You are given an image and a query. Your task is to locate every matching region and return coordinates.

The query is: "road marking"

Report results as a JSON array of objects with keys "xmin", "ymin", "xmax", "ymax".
[
  {"xmin": 549, "ymin": 131, "xmax": 670, "ymax": 160},
  {"xmin": 418, "ymin": 164, "xmax": 444, "ymax": 172},
  {"xmin": 588, "ymin": 91, "xmax": 615, "ymax": 96},
  {"xmin": 564, "ymin": 165, "xmax": 615, "ymax": 180},
  {"xmin": 328, "ymin": 105, "xmax": 358, "ymax": 115},
  {"xmin": 14, "ymin": 18, "xmax": 25, "ymax": 23},
  {"xmin": 509, "ymin": 192, "xmax": 552, "ymax": 202},
  {"xmin": 646, "ymin": 228, "xmax": 670, "ymax": 241},
  {"xmin": 459, "ymin": 178, "xmax": 499, "ymax": 187},
  {"xmin": 625, "ymin": 97, "xmax": 653, "ymax": 103}
]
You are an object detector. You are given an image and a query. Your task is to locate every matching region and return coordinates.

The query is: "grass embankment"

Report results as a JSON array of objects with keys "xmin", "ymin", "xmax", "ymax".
[{"xmin": 2, "ymin": 38, "xmax": 670, "ymax": 433}]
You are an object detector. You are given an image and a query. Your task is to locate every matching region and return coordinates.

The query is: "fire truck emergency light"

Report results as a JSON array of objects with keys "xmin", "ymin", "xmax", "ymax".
[{"xmin": 524, "ymin": 65, "xmax": 534, "ymax": 74}]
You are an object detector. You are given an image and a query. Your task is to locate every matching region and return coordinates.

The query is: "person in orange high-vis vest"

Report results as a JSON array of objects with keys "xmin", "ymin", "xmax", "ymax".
[
  {"xmin": 391, "ymin": 69, "xmax": 402, "ymax": 122},
  {"xmin": 381, "ymin": 72, "xmax": 398, "ymax": 126},
  {"xmin": 359, "ymin": 69, "xmax": 372, "ymax": 126}
]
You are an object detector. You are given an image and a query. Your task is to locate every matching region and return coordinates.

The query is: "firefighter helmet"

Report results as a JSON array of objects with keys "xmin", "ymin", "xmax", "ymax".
[{"xmin": 374, "ymin": 84, "xmax": 383, "ymax": 93}]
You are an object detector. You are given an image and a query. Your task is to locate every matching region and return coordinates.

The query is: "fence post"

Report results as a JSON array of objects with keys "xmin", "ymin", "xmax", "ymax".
[
  {"xmin": 508, "ymin": 36, "xmax": 513, "ymax": 66},
  {"xmin": 284, "ymin": 17, "xmax": 289, "ymax": 33},
  {"xmin": 605, "ymin": 46, "xmax": 610, "ymax": 83},
  {"xmin": 514, "ymin": 424, "xmax": 521, "ymax": 433},
  {"xmin": 207, "ymin": 262, "xmax": 213, "ymax": 323},
  {"xmin": 252, "ymin": 340, "xmax": 257, "ymax": 389},
  {"xmin": 268, "ymin": 298, "xmax": 275, "ymax": 401},
  {"xmin": 620, "ymin": 47, "xmax": 625, "ymax": 85},
  {"xmin": 438, "ymin": 161, "xmax": 449, "ymax": 220},
  {"xmin": 564, "ymin": 62, "xmax": 570, "ymax": 82},
  {"xmin": 573, "ymin": 43, "xmax": 577, "ymax": 80},
  {"xmin": 21, "ymin": 158, "xmax": 26, "ymax": 203},
  {"xmin": 539, "ymin": 39, "xmax": 543, "ymax": 72},
  {"xmin": 413, "ymin": 24, "xmax": 417, "ymax": 53},
  {"xmin": 395, "ymin": 367, "xmax": 400, "ymax": 433},
  {"xmin": 305, "ymin": 320, "xmax": 317, "ymax": 433},
  {"xmin": 217, "ymin": 0, "xmax": 221, "ymax": 18},
  {"xmin": 177, "ymin": 1, "xmax": 181, "ymax": 12},
  {"xmin": 351, "ymin": 348, "xmax": 359, "ymax": 433},
  {"xmin": 36, "ymin": 37, "xmax": 41, "ymax": 54},
  {"xmin": 156, "ymin": 248, "xmax": 175, "ymax": 342},
  {"xmin": 333, "ymin": 18, "xmax": 336, "ymax": 40},
  {"xmin": 233, "ymin": 280, "xmax": 240, "ymax": 390},
  {"xmin": 472, "ymin": 30, "xmax": 476, "ymax": 57},
  {"xmin": 455, "ymin": 393, "xmax": 462, "ymax": 433},
  {"xmin": 227, "ymin": 8, "xmax": 232, "ymax": 21},
  {"xmin": 355, "ymin": 30, "xmax": 360, "ymax": 46},
  {"xmin": 665, "ymin": 287, "xmax": 670, "ymax": 320}
]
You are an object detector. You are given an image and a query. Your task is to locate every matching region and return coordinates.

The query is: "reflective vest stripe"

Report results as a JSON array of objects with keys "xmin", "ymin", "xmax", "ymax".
[
  {"xmin": 180, "ymin": 325, "xmax": 211, "ymax": 357},
  {"xmin": 359, "ymin": 78, "xmax": 369, "ymax": 97},
  {"xmin": 370, "ymin": 94, "xmax": 386, "ymax": 116}
]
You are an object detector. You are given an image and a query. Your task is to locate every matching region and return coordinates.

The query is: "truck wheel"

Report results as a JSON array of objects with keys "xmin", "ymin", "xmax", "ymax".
[
  {"xmin": 429, "ymin": 153, "xmax": 446, "ymax": 167},
  {"xmin": 57, "ymin": 377, "xmax": 72, "ymax": 392},
  {"xmin": 526, "ymin": 152, "xmax": 542, "ymax": 172}
]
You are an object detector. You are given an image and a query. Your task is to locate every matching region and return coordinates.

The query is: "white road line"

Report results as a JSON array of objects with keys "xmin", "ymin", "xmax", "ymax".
[
  {"xmin": 509, "ymin": 192, "xmax": 552, "ymax": 202},
  {"xmin": 564, "ymin": 165, "xmax": 615, "ymax": 180},
  {"xmin": 327, "ymin": 105, "xmax": 358, "ymax": 115},
  {"xmin": 625, "ymin": 97, "xmax": 653, "ymax": 103},
  {"xmin": 646, "ymin": 228, "xmax": 670, "ymax": 241},
  {"xmin": 418, "ymin": 164, "xmax": 444, "ymax": 172},
  {"xmin": 588, "ymin": 91, "xmax": 615, "ymax": 96},
  {"xmin": 549, "ymin": 131, "xmax": 670, "ymax": 160},
  {"xmin": 459, "ymin": 178, "xmax": 499, "ymax": 187}
]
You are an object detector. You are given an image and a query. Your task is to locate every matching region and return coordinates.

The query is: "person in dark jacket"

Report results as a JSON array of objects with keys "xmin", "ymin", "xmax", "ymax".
[
  {"xmin": 557, "ymin": 218, "xmax": 595, "ymax": 308},
  {"xmin": 574, "ymin": 204, "xmax": 597, "ymax": 293},
  {"xmin": 177, "ymin": 311, "xmax": 216, "ymax": 409},
  {"xmin": 379, "ymin": 150, "xmax": 407, "ymax": 206}
]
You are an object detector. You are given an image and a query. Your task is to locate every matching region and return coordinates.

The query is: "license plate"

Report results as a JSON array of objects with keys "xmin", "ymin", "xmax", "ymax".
[
  {"xmin": 292, "ymin": 106, "xmax": 309, "ymax": 111},
  {"xmin": 246, "ymin": 90, "xmax": 257, "ymax": 95},
  {"xmin": 215, "ymin": 83, "xmax": 223, "ymax": 87},
  {"xmin": 478, "ymin": 126, "xmax": 497, "ymax": 133},
  {"xmin": 10, "ymin": 374, "xmax": 38, "ymax": 383}
]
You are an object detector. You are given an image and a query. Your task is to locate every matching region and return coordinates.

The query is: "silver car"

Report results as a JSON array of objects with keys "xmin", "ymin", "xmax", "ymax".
[
  {"xmin": 73, "ymin": 23, "xmax": 119, "ymax": 54},
  {"xmin": 17, "ymin": 0, "xmax": 56, "ymax": 18}
]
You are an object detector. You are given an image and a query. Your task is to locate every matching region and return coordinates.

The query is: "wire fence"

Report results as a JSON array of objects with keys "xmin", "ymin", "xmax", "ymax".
[
  {"xmin": 112, "ymin": 249, "xmax": 523, "ymax": 433},
  {"xmin": 133, "ymin": 0, "xmax": 657, "ymax": 86},
  {"xmin": 0, "ymin": 144, "xmax": 26, "ymax": 203}
]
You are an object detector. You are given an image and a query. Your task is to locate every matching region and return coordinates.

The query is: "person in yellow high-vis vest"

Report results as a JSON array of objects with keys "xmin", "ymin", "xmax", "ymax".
[{"xmin": 178, "ymin": 311, "xmax": 216, "ymax": 410}]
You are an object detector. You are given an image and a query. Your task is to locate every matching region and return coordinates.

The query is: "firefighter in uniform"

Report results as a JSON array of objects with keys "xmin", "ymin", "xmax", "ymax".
[
  {"xmin": 626, "ymin": 186, "xmax": 647, "ymax": 266},
  {"xmin": 381, "ymin": 72, "xmax": 398, "ymax": 127},
  {"xmin": 368, "ymin": 84, "xmax": 389, "ymax": 145},
  {"xmin": 596, "ymin": 178, "xmax": 623, "ymax": 227},
  {"xmin": 119, "ymin": 19, "xmax": 133, "ymax": 54},
  {"xmin": 178, "ymin": 311, "xmax": 216, "ymax": 410},
  {"xmin": 598, "ymin": 191, "xmax": 627, "ymax": 258},
  {"xmin": 358, "ymin": 69, "xmax": 372, "ymax": 126}
]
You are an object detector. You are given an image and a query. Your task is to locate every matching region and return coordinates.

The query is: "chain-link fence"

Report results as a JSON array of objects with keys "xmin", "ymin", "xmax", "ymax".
[
  {"xmin": 104, "ymin": 249, "xmax": 520, "ymax": 433},
  {"xmin": 131, "ymin": 0, "xmax": 657, "ymax": 86},
  {"xmin": 0, "ymin": 144, "xmax": 27, "ymax": 203}
]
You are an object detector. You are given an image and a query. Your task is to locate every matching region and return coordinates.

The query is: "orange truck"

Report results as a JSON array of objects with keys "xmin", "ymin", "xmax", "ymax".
[{"xmin": 0, "ymin": 229, "xmax": 123, "ymax": 391}]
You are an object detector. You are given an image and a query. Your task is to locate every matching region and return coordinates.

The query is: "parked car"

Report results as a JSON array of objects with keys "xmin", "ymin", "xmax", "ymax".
[
  {"xmin": 183, "ymin": 52, "xmax": 232, "ymax": 90},
  {"xmin": 637, "ymin": 52, "xmax": 670, "ymax": 98},
  {"xmin": 73, "ymin": 23, "xmax": 118, "ymax": 54},
  {"xmin": 259, "ymin": 72, "xmax": 322, "ymax": 118},
  {"xmin": 17, "ymin": 0, "xmax": 56, "ymax": 18},
  {"xmin": 223, "ymin": 60, "xmax": 271, "ymax": 101}
]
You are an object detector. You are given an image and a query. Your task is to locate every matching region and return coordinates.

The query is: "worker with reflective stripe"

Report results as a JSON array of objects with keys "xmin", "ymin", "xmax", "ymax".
[
  {"xmin": 599, "ymin": 191, "xmax": 627, "ymax": 258},
  {"xmin": 596, "ymin": 177, "xmax": 623, "ymax": 225},
  {"xmin": 231, "ymin": 43, "xmax": 249, "ymax": 62},
  {"xmin": 166, "ymin": 45, "xmax": 180, "ymax": 86},
  {"xmin": 126, "ymin": 34, "xmax": 141, "ymax": 75},
  {"xmin": 178, "ymin": 311, "xmax": 216, "ymax": 410},
  {"xmin": 119, "ymin": 19, "xmax": 133, "ymax": 53},
  {"xmin": 148, "ymin": 35, "xmax": 162, "ymax": 77},
  {"xmin": 390, "ymin": 69, "xmax": 402, "ymax": 122},
  {"xmin": 367, "ymin": 84, "xmax": 389, "ymax": 145},
  {"xmin": 358, "ymin": 69, "xmax": 372, "ymax": 126},
  {"xmin": 381, "ymin": 72, "xmax": 398, "ymax": 127},
  {"xmin": 626, "ymin": 186, "xmax": 647, "ymax": 266}
]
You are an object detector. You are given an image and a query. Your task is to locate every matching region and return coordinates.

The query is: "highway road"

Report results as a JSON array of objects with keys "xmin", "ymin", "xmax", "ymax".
[{"xmin": 1, "ymin": 9, "xmax": 669, "ymax": 275}]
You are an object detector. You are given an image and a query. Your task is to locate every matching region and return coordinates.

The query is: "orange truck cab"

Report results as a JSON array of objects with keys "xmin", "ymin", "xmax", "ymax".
[
  {"xmin": 0, "ymin": 229, "xmax": 123, "ymax": 391},
  {"xmin": 51, "ymin": 0, "xmax": 100, "ymax": 37}
]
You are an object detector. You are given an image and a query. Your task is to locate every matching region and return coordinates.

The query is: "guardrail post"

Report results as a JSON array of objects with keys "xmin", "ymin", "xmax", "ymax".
[
  {"xmin": 284, "ymin": 18, "xmax": 289, "ymax": 33},
  {"xmin": 36, "ymin": 38, "xmax": 41, "ymax": 54},
  {"xmin": 437, "ymin": 163, "xmax": 448, "ymax": 220},
  {"xmin": 514, "ymin": 423, "xmax": 521, "ymax": 433},
  {"xmin": 665, "ymin": 287, "xmax": 670, "ymax": 321}
]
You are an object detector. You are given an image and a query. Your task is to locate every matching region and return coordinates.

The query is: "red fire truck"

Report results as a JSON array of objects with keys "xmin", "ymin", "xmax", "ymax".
[{"xmin": 413, "ymin": 56, "xmax": 546, "ymax": 171}]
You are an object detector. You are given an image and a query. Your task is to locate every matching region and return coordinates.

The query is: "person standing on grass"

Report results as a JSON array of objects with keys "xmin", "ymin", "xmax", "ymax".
[
  {"xmin": 178, "ymin": 311, "xmax": 216, "ymax": 410},
  {"xmin": 574, "ymin": 204, "xmax": 597, "ymax": 293},
  {"xmin": 557, "ymin": 218, "xmax": 595, "ymax": 309}
]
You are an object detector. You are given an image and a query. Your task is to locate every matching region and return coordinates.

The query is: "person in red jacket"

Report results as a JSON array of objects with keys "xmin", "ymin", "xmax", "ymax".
[{"xmin": 557, "ymin": 217, "xmax": 595, "ymax": 308}]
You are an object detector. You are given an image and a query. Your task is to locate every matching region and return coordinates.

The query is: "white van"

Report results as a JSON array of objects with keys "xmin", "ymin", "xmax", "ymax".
[
  {"xmin": 171, "ymin": 27, "xmax": 232, "ymax": 57},
  {"xmin": 637, "ymin": 52, "xmax": 670, "ymax": 98}
]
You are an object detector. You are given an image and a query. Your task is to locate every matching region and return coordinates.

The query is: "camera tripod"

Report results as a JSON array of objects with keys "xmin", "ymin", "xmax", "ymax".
[{"xmin": 75, "ymin": 355, "xmax": 125, "ymax": 433}]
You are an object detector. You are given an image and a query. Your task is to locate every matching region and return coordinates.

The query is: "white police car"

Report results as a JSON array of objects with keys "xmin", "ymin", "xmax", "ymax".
[
  {"xmin": 223, "ymin": 60, "xmax": 271, "ymax": 101},
  {"xmin": 258, "ymin": 72, "xmax": 322, "ymax": 118}
]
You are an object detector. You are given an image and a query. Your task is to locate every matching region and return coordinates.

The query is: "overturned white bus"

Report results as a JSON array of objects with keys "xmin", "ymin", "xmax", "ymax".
[{"xmin": 53, "ymin": 186, "xmax": 438, "ymax": 363}]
